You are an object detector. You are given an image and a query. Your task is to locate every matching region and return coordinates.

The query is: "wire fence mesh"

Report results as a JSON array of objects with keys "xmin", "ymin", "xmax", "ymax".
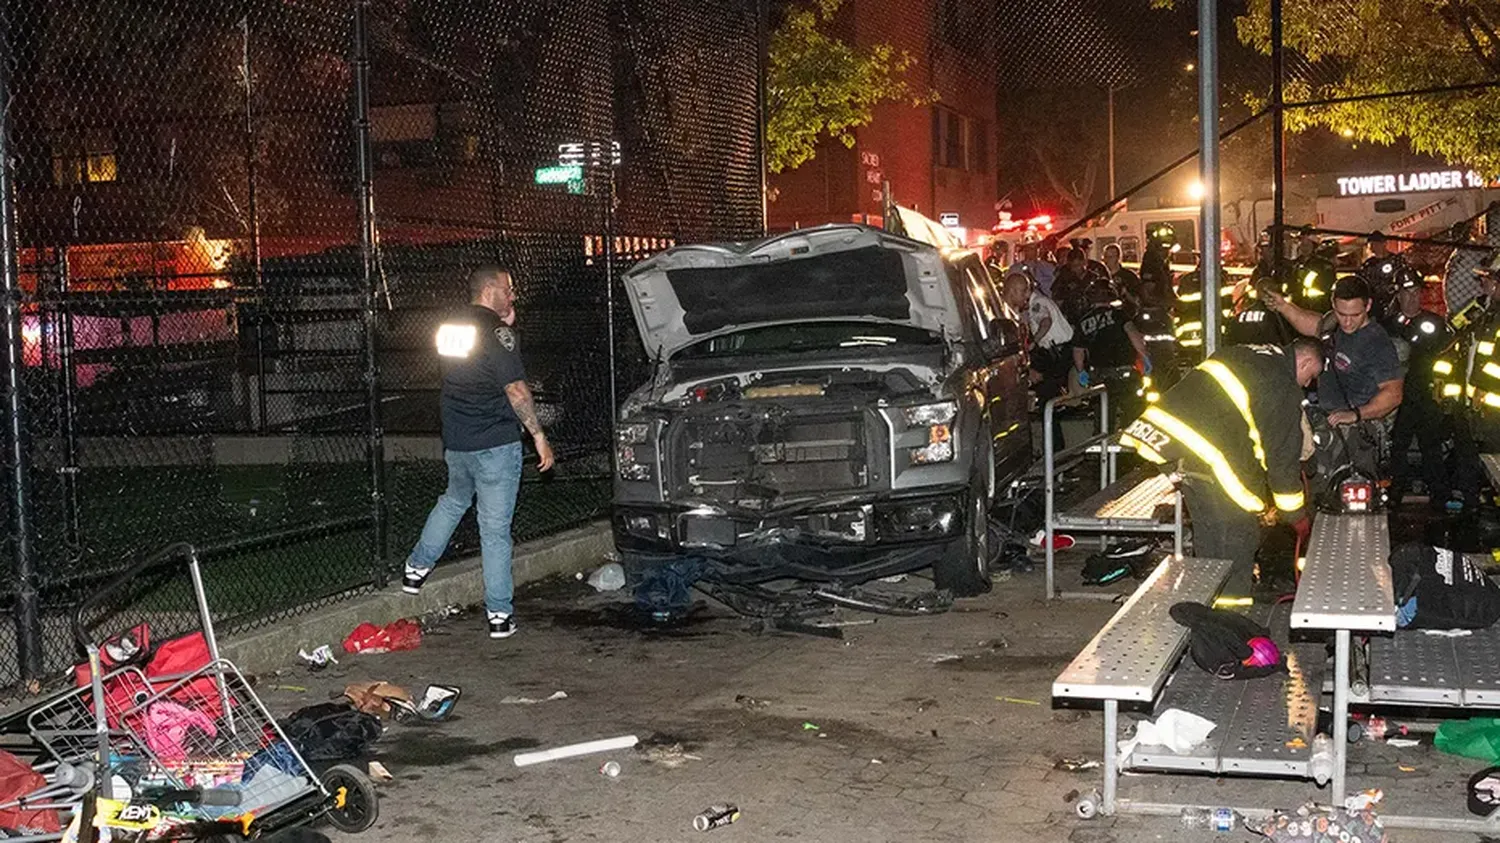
[{"xmin": 0, "ymin": 0, "xmax": 763, "ymax": 699}]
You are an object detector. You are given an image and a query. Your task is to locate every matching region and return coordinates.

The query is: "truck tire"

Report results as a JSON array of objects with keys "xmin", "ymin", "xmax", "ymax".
[{"xmin": 934, "ymin": 472, "xmax": 993, "ymax": 597}]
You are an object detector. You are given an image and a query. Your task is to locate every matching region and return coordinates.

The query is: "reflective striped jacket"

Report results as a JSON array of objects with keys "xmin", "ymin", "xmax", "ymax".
[{"xmin": 1120, "ymin": 344, "xmax": 1307, "ymax": 520}]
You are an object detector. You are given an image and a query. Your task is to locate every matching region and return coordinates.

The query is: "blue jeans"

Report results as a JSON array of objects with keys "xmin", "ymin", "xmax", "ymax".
[{"xmin": 406, "ymin": 442, "xmax": 523, "ymax": 615}]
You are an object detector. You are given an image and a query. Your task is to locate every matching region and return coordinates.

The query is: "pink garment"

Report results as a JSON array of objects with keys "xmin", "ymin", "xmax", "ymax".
[{"xmin": 145, "ymin": 700, "xmax": 217, "ymax": 761}]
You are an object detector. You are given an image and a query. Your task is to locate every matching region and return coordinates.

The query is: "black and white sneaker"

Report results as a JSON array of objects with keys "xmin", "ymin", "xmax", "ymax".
[
  {"xmin": 402, "ymin": 563, "xmax": 433, "ymax": 595},
  {"xmin": 488, "ymin": 612, "xmax": 517, "ymax": 639}
]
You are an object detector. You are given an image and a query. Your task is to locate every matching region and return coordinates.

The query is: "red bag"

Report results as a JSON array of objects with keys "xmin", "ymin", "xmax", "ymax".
[
  {"xmin": 0, "ymin": 749, "xmax": 60, "ymax": 832},
  {"xmin": 74, "ymin": 630, "xmax": 223, "ymax": 726},
  {"xmin": 342, "ymin": 619, "xmax": 422, "ymax": 654}
]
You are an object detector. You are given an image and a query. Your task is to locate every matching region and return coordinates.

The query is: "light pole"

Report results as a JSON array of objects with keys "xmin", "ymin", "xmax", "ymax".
[{"xmin": 1198, "ymin": 0, "xmax": 1221, "ymax": 354}]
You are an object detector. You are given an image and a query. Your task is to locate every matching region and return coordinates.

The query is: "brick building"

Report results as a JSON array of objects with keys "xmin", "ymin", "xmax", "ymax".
[{"xmin": 767, "ymin": 0, "xmax": 999, "ymax": 241}]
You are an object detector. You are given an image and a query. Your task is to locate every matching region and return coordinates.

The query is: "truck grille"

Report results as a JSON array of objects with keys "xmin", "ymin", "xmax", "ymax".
[{"xmin": 671, "ymin": 413, "xmax": 867, "ymax": 501}]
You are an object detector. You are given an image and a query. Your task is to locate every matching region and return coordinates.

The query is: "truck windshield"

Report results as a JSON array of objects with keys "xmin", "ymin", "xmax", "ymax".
[{"xmin": 674, "ymin": 321, "xmax": 941, "ymax": 360}]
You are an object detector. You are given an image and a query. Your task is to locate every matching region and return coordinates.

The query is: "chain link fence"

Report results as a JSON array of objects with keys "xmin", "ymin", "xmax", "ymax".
[{"xmin": 0, "ymin": 0, "xmax": 763, "ymax": 698}]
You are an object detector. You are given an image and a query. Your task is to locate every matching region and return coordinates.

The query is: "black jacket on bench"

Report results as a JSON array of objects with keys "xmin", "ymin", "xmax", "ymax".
[{"xmin": 1120, "ymin": 343, "xmax": 1307, "ymax": 522}]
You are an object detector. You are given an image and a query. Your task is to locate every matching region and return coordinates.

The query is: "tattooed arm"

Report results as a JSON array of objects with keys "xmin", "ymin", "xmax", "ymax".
[{"xmin": 505, "ymin": 380, "xmax": 555, "ymax": 470}]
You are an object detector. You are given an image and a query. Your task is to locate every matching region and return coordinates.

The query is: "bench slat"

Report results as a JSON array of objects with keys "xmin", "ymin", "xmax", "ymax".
[
  {"xmin": 1053, "ymin": 555, "xmax": 1235, "ymax": 702},
  {"xmin": 1369, "ymin": 631, "xmax": 1463, "ymax": 705},
  {"xmin": 1455, "ymin": 626, "xmax": 1500, "ymax": 705},
  {"xmin": 1054, "ymin": 468, "xmax": 1179, "ymax": 532},
  {"xmin": 1291, "ymin": 515, "xmax": 1394, "ymax": 632},
  {"xmin": 1131, "ymin": 602, "xmax": 1321, "ymax": 777}
]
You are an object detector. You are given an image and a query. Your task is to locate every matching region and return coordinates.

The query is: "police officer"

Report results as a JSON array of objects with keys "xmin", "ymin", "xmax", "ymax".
[
  {"xmin": 1052, "ymin": 247, "xmax": 1098, "ymax": 324},
  {"xmin": 402, "ymin": 266, "xmax": 555, "ymax": 640},
  {"xmin": 1383, "ymin": 268, "xmax": 1455, "ymax": 510},
  {"xmin": 1223, "ymin": 278, "xmax": 1293, "ymax": 347},
  {"xmin": 1073, "ymin": 279, "xmax": 1150, "ymax": 430},
  {"xmin": 1121, "ymin": 340, "xmax": 1323, "ymax": 596}
]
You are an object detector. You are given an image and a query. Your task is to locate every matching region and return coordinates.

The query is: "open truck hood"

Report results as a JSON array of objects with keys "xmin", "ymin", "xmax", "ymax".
[{"xmin": 621, "ymin": 224, "xmax": 962, "ymax": 359}]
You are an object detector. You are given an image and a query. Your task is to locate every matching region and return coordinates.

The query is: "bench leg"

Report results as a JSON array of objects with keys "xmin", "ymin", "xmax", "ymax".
[
  {"xmin": 1172, "ymin": 492, "xmax": 1184, "ymax": 557},
  {"xmin": 1045, "ymin": 400, "xmax": 1057, "ymax": 600},
  {"xmin": 1103, "ymin": 699, "xmax": 1118, "ymax": 815},
  {"xmin": 1333, "ymin": 629, "xmax": 1350, "ymax": 802}
]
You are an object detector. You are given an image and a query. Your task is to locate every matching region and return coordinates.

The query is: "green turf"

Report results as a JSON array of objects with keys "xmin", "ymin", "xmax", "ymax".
[{"xmin": 32, "ymin": 460, "xmax": 611, "ymax": 630}]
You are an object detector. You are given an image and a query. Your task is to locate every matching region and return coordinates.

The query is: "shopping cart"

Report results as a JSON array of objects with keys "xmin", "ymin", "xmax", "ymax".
[{"xmin": 0, "ymin": 542, "xmax": 377, "ymax": 841}]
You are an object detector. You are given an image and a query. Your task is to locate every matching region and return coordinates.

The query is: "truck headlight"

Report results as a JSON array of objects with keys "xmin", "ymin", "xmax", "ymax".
[
  {"xmin": 904, "ymin": 401, "xmax": 957, "ymax": 465},
  {"xmin": 615, "ymin": 421, "xmax": 655, "ymax": 481},
  {"xmin": 903, "ymin": 401, "xmax": 957, "ymax": 427}
]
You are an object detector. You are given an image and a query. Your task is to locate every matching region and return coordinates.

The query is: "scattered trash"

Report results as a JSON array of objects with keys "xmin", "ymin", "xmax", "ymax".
[
  {"xmin": 635, "ymin": 558, "xmax": 706, "ymax": 616},
  {"xmin": 1344, "ymin": 788, "xmax": 1383, "ymax": 812},
  {"xmin": 734, "ymin": 694, "xmax": 770, "ymax": 709},
  {"xmin": 1118, "ymin": 708, "xmax": 1216, "ymax": 756},
  {"xmin": 693, "ymin": 804, "xmax": 741, "ymax": 832},
  {"xmin": 587, "ymin": 562, "xmax": 627, "ymax": 592},
  {"xmin": 639, "ymin": 742, "xmax": 701, "ymax": 768},
  {"xmin": 417, "ymin": 604, "xmax": 463, "ymax": 632},
  {"xmin": 298, "ymin": 645, "xmax": 338, "ymax": 669},
  {"xmin": 1285, "ymin": 736, "xmax": 1307, "ymax": 750},
  {"xmin": 1398, "ymin": 764, "xmax": 1418, "ymax": 772},
  {"xmin": 1252, "ymin": 802, "xmax": 1385, "ymax": 843},
  {"xmin": 878, "ymin": 574, "xmax": 908, "ymax": 583},
  {"xmin": 1064, "ymin": 788, "xmax": 1080, "ymax": 803},
  {"xmin": 870, "ymin": 759, "xmax": 883, "ymax": 765},
  {"xmin": 1387, "ymin": 737, "xmax": 1421, "ymax": 748},
  {"xmin": 801, "ymin": 722, "xmax": 820, "ymax": 731},
  {"xmin": 343, "ymin": 681, "xmax": 413, "ymax": 719},
  {"xmin": 1054, "ymin": 757, "xmax": 1101, "ymax": 772},
  {"xmin": 927, "ymin": 654, "xmax": 962, "ymax": 664},
  {"xmin": 367, "ymin": 761, "xmax": 393, "ymax": 781},
  {"xmin": 342, "ymin": 619, "xmax": 422, "ymax": 655},
  {"xmin": 599, "ymin": 760, "xmax": 621, "ymax": 778},
  {"xmin": 499, "ymin": 690, "xmax": 568, "ymax": 705},
  {"xmin": 413, "ymin": 684, "xmax": 462, "ymax": 721},
  {"xmin": 514, "ymin": 734, "xmax": 640, "ymax": 767},
  {"xmin": 996, "ymin": 696, "xmax": 1041, "ymax": 706},
  {"xmin": 766, "ymin": 617, "xmax": 843, "ymax": 639},
  {"xmin": 1424, "ymin": 628, "xmax": 1475, "ymax": 638},
  {"xmin": 280, "ymin": 702, "xmax": 384, "ymax": 762},
  {"xmin": 268, "ymin": 684, "xmax": 308, "ymax": 693}
]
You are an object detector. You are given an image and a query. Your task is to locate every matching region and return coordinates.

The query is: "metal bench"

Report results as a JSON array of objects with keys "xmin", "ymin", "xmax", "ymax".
[
  {"xmin": 1052, "ymin": 554, "xmax": 1235, "ymax": 816},
  {"xmin": 1289, "ymin": 514, "xmax": 1394, "ymax": 802},
  {"xmin": 1042, "ymin": 387, "xmax": 1185, "ymax": 599}
]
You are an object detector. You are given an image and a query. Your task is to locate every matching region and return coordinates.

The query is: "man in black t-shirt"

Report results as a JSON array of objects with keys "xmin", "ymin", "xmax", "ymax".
[
  {"xmin": 401, "ymin": 266, "xmax": 555, "ymax": 640},
  {"xmin": 1073, "ymin": 281, "xmax": 1150, "ymax": 430}
]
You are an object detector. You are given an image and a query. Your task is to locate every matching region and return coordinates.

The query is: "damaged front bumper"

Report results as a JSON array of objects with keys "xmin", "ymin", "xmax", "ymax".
[{"xmin": 612, "ymin": 485, "xmax": 969, "ymax": 583}]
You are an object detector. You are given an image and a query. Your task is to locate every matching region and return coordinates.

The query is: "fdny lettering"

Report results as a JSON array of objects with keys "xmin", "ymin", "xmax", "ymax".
[
  {"xmin": 1247, "ymin": 343, "xmax": 1285, "ymax": 357},
  {"xmin": 1125, "ymin": 418, "xmax": 1171, "ymax": 452},
  {"xmin": 1080, "ymin": 310, "xmax": 1116, "ymax": 335},
  {"xmin": 1238, "ymin": 310, "xmax": 1265, "ymax": 323}
]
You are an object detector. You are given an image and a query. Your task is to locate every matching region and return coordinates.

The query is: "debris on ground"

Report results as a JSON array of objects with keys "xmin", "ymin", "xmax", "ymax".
[
  {"xmin": 342, "ymin": 619, "xmax": 423, "ymax": 654},
  {"xmin": 693, "ymin": 804, "xmax": 741, "ymax": 832},
  {"xmin": 280, "ymin": 702, "xmax": 384, "ymax": 762},
  {"xmin": 638, "ymin": 741, "xmax": 702, "ymax": 768},
  {"xmin": 1344, "ymin": 789, "xmax": 1383, "ymax": 812},
  {"xmin": 878, "ymin": 574, "xmax": 908, "ymax": 583},
  {"xmin": 514, "ymin": 734, "xmax": 640, "ymax": 767},
  {"xmin": 996, "ymin": 696, "xmax": 1041, "ymax": 706},
  {"xmin": 343, "ymin": 681, "xmax": 413, "ymax": 718},
  {"xmin": 801, "ymin": 722, "xmax": 820, "ymax": 731},
  {"xmin": 413, "ymin": 684, "xmax": 462, "ymax": 720},
  {"xmin": 587, "ymin": 562, "xmax": 627, "ymax": 592},
  {"xmin": 734, "ymin": 694, "xmax": 771, "ymax": 710},
  {"xmin": 367, "ymin": 760, "xmax": 393, "ymax": 781},
  {"xmin": 298, "ymin": 645, "xmax": 338, "ymax": 669},
  {"xmin": 499, "ymin": 690, "xmax": 568, "ymax": 705},
  {"xmin": 760, "ymin": 617, "xmax": 843, "ymax": 639},
  {"xmin": 416, "ymin": 603, "xmax": 464, "ymax": 632},
  {"xmin": 268, "ymin": 684, "xmax": 308, "ymax": 693},
  {"xmin": 599, "ymin": 760, "xmax": 622, "ymax": 777},
  {"xmin": 1054, "ymin": 757, "xmax": 1101, "ymax": 772},
  {"xmin": 1118, "ymin": 708, "xmax": 1215, "ymax": 756}
]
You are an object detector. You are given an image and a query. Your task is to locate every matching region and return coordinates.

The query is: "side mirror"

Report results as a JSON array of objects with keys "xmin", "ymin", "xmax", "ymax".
[{"xmin": 987, "ymin": 317, "xmax": 1023, "ymax": 358}]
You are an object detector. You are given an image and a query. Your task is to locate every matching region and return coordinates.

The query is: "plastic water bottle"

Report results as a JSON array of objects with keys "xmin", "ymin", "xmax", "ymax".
[
  {"xmin": 1310, "ymin": 733, "xmax": 1335, "ymax": 785},
  {"xmin": 1181, "ymin": 807, "xmax": 1240, "ymax": 832}
]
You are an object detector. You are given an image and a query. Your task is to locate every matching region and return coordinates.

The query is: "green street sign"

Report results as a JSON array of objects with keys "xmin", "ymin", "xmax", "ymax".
[{"xmin": 535, "ymin": 164, "xmax": 584, "ymax": 185}]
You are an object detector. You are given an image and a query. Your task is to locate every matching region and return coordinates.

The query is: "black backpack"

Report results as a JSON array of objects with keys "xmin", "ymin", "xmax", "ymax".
[
  {"xmin": 279, "ymin": 702, "xmax": 384, "ymax": 762},
  {"xmin": 1389, "ymin": 543, "xmax": 1500, "ymax": 630}
]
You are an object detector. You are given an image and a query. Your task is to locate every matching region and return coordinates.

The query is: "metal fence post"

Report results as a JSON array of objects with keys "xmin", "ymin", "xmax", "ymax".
[
  {"xmin": 353, "ymin": 0, "xmax": 389, "ymax": 580},
  {"xmin": 242, "ymin": 11, "xmax": 268, "ymax": 433},
  {"xmin": 0, "ymin": 9, "xmax": 43, "ymax": 680},
  {"xmin": 1270, "ymin": 0, "xmax": 1285, "ymax": 286},
  {"xmin": 56, "ymin": 249, "xmax": 80, "ymax": 556}
]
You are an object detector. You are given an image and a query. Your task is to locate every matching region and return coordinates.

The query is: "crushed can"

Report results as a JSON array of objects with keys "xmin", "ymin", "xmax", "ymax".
[{"xmin": 693, "ymin": 804, "xmax": 740, "ymax": 832}]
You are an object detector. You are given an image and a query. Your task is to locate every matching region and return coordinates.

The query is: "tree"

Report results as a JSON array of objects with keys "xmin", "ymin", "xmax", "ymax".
[
  {"xmin": 765, "ymin": 0, "xmax": 926, "ymax": 174},
  {"xmin": 996, "ymin": 89, "xmax": 1106, "ymax": 219},
  {"xmin": 1159, "ymin": 0, "xmax": 1500, "ymax": 175}
]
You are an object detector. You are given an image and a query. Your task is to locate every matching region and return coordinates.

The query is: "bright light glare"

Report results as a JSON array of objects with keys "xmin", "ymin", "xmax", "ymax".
[
  {"xmin": 1188, "ymin": 180, "xmax": 1205, "ymax": 201},
  {"xmin": 435, "ymin": 323, "xmax": 477, "ymax": 358}
]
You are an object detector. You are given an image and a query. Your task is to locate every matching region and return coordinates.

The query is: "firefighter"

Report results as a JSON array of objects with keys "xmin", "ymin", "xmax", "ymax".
[
  {"xmin": 1121, "ymin": 340, "xmax": 1323, "ymax": 595},
  {"xmin": 1223, "ymin": 277, "xmax": 1293, "ymax": 347},
  {"xmin": 1139, "ymin": 225, "xmax": 1179, "ymax": 313},
  {"xmin": 1432, "ymin": 253, "xmax": 1500, "ymax": 505},
  {"xmin": 1289, "ymin": 228, "xmax": 1336, "ymax": 310},
  {"xmin": 1383, "ymin": 267, "xmax": 1456, "ymax": 510},
  {"xmin": 1360, "ymin": 232, "xmax": 1407, "ymax": 321}
]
